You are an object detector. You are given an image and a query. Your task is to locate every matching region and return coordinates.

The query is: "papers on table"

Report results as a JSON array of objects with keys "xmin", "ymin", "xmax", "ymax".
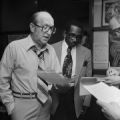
[
  {"xmin": 81, "ymin": 77, "xmax": 120, "ymax": 105},
  {"xmin": 38, "ymin": 72, "xmax": 79, "ymax": 86}
]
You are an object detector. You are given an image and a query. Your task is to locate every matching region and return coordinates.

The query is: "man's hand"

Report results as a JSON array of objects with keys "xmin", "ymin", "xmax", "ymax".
[
  {"xmin": 104, "ymin": 67, "xmax": 120, "ymax": 86},
  {"xmin": 97, "ymin": 100, "xmax": 120, "ymax": 120},
  {"xmin": 51, "ymin": 76, "xmax": 75, "ymax": 94},
  {"xmin": 5, "ymin": 102, "xmax": 15, "ymax": 115},
  {"xmin": 106, "ymin": 68, "xmax": 119, "ymax": 76},
  {"xmin": 53, "ymin": 82, "xmax": 72, "ymax": 94},
  {"xmin": 104, "ymin": 76, "xmax": 120, "ymax": 86}
]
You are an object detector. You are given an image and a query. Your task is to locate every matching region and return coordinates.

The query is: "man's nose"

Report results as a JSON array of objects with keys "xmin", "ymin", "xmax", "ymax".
[{"xmin": 71, "ymin": 37, "xmax": 77, "ymax": 41}]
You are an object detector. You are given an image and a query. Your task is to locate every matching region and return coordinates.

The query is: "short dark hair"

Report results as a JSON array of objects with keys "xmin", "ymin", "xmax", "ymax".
[{"xmin": 65, "ymin": 19, "xmax": 84, "ymax": 33}]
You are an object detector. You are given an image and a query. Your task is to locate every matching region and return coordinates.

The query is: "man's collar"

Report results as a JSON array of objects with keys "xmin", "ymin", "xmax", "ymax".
[
  {"xmin": 63, "ymin": 39, "xmax": 68, "ymax": 48},
  {"xmin": 26, "ymin": 35, "xmax": 36, "ymax": 51},
  {"xmin": 26, "ymin": 35, "xmax": 49, "ymax": 52}
]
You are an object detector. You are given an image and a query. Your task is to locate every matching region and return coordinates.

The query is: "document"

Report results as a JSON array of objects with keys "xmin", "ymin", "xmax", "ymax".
[
  {"xmin": 82, "ymin": 77, "xmax": 120, "ymax": 105},
  {"xmin": 80, "ymin": 77, "xmax": 97, "ymax": 96},
  {"xmin": 80, "ymin": 83, "xmax": 90, "ymax": 96},
  {"xmin": 38, "ymin": 71, "xmax": 79, "ymax": 86},
  {"xmin": 93, "ymin": 31, "xmax": 109, "ymax": 69}
]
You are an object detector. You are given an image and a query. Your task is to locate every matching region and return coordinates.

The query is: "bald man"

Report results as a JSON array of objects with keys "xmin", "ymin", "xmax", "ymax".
[{"xmin": 0, "ymin": 11, "xmax": 61, "ymax": 120}]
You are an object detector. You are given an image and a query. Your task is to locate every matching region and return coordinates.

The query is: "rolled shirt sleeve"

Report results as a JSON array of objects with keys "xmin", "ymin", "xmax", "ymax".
[{"xmin": 0, "ymin": 43, "xmax": 15, "ymax": 114}]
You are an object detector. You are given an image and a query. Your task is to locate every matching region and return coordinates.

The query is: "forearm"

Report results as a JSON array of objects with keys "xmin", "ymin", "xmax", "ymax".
[
  {"xmin": 0, "ymin": 42, "xmax": 15, "ymax": 114},
  {"xmin": 0, "ymin": 63, "xmax": 14, "ymax": 114},
  {"xmin": 0, "ymin": 84, "xmax": 14, "ymax": 115},
  {"xmin": 0, "ymin": 77, "xmax": 14, "ymax": 114}
]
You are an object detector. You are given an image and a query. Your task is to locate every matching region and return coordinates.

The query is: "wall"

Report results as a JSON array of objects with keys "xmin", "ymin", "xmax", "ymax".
[
  {"xmin": 0, "ymin": 0, "xmax": 90, "ymax": 58},
  {"xmin": 0, "ymin": 0, "xmax": 38, "ymax": 32},
  {"xmin": 0, "ymin": 0, "xmax": 89, "ymax": 33},
  {"xmin": 93, "ymin": 0, "xmax": 109, "ymax": 74}
]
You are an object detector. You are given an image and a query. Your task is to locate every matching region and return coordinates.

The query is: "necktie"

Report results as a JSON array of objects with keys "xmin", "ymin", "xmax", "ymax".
[
  {"xmin": 32, "ymin": 46, "xmax": 45, "ymax": 70},
  {"xmin": 32, "ymin": 46, "xmax": 49, "ymax": 103},
  {"xmin": 62, "ymin": 47, "xmax": 73, "ymax": 78}
]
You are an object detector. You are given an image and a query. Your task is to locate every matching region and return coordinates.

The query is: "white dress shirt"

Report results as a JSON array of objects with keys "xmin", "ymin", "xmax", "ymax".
[{"xmin": 0, "ymin": 35, "xmax": 61, "ymax": 114}]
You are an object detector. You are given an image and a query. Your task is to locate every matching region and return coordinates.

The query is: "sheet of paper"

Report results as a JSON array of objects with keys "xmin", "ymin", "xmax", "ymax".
[
  {"xmin": 80, "ymin": 77, "xmax": 97, "ymax": 96},
  {"xmin": 38, "ymin": 72, "xmax": 79, "ymax": 86},
  {"xmin": 93, "ymin": 31, "xmax": 109, "ymax": 69},
  {"xmin": 83, "ymin": 82, "xmax": 120, "ymax": 105},
  {"xmin": 80, "ymin": 83, "xmax": 90, "ymax": 96}
]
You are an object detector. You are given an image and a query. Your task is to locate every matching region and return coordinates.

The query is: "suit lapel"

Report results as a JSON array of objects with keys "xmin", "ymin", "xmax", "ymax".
[
  {"xmin": 75, "ymin": 45, "xmax": 84, "ymax": 75},
  {"xmin": 74, "ymin": 45, "xmax": 86, "ymax": 117}
]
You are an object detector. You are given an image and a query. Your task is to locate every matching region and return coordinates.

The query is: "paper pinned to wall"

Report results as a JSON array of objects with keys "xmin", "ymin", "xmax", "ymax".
[
  {"xmin": 93, "ymin": 31, "xmax": 109, "ymax": 69},
  {"xmin": 93, "ymin": 31, "xmax": 109, "ymax": 45},
  {"xmin": 93, "ymin": 44, "xmax": 108, "ymax": 62}
]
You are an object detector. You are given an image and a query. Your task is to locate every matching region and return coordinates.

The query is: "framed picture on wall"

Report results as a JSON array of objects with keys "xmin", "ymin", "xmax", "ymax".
[{"xmin": 102, "ymin": 0, "xmax": 118, "ymax": 27}]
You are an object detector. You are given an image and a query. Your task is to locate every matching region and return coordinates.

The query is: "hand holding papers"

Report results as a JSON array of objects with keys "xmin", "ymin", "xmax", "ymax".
[
  {"xmin": 81, "ymin": 77, "xmax": 120, "ymax": 105},
  {"xmin": 37, "ymin": 71, "xmax": 79, "ymax": 93},
  {"xmin": 106, "ymin": 67, "xmax": 119, "ymax": 76},
  {"xmin": 103, "ymin": 67, "xmax": 120, "ymax": 85},
  {"xmin": 37, "ymin": 71, "xmax": 78, "ymax": 86},
  {"xmin": 102, "ymin": 76, "xmax": 120, "ymax": 85}
]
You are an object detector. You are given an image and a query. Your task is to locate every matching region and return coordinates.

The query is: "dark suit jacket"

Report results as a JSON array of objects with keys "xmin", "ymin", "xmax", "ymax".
[{"xmin": 52, "ymin": 40, "xmax": 92, "ymax": 118}]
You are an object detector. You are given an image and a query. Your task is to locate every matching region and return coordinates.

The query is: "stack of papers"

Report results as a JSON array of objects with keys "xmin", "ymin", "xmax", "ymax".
[{"xmin": 80, "ymin": 77, "xmax": 120, "ymax": 105}]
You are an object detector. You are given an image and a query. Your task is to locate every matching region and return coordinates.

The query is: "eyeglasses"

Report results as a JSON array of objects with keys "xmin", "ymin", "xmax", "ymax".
[
  {"xmin": 34, "ymin": 23, "xmax": 56, "ymax": 34},
  {"xmin": 66, "ymin": 33, "xmax": 82, "ymax": 40}
]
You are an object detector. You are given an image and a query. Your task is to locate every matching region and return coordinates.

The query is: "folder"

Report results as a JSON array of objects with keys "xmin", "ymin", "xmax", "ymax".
[{"xmin": 38, "ymin": 71, "xmax": 79, "ymax": 86}]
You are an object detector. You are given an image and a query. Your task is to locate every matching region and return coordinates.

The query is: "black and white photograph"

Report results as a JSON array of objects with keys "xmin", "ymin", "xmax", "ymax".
[{"xmin": 1, "ymin": 0, "xmax": 120, "ymax": 120}]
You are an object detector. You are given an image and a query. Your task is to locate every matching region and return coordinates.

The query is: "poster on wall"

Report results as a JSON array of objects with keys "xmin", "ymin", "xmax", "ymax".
[{"xmin": 93, "ymin": 31, "xmax": 109, "ymax": 69}]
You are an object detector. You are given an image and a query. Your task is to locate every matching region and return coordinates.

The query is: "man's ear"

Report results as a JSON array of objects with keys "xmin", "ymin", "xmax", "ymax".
[{"xmin": 30, "ymin": 23, "xmax": 35, "ymax": 33}]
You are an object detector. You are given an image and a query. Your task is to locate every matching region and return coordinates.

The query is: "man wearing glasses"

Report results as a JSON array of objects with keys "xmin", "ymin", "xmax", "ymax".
[
  {"xmin": 96, "ymin": 1, "xmax": 120, "ymax": 120},
  {"xmin": 52, "ymin": 20, "xmax": 92, "ymax": 120},
  {"xmin": 0, "ymin": 11, "xmax": 61, "ymax": 120}
]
